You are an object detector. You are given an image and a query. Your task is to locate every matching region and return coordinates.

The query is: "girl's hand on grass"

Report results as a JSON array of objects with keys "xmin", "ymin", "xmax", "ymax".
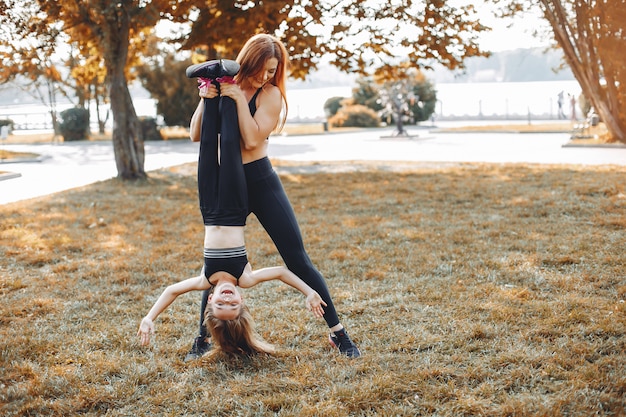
[
  {"xmin": 137, "ymin": 317, "xmax": 155, "ymax": 346},
  {"xmin": 306, "ymin": 292, "xmax": 327, "ymax": 319}
]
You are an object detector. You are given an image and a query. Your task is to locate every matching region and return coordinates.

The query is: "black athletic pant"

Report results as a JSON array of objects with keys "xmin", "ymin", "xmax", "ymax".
[
  {"xmin": 244, "ymin": 157, "xmax": 341, "ymax": 328},
  {"xmin": 197, "ymin": 95, "xmax": 247, "ymax": 226}
]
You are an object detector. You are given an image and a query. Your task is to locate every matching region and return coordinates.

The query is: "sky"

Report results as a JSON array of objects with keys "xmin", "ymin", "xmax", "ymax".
[{"xmin": 472, "ymin": 2, "xmax": 551, "ymax": 52}]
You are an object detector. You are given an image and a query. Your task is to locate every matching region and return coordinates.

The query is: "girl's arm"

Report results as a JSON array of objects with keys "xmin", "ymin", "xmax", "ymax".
[
  {"xmin": 240, "ymin": 266, "xmax": 327, "ymax": 318},
  {"xmin": 138, "ymin": 275, "xmax": 210, "ymax": 346},
  {"xmin": 219, "ymin": 83, "xmax": 282, "ymax": 151}
]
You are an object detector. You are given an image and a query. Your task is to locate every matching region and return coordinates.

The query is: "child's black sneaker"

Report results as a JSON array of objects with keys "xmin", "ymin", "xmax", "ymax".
[
  {"xmin": 185, "ymin": 59, "xmax": 239, "ymax": 79},
  {"xmin": 329, "ymin": 329, "xmax": 361, "ymax": 358},
  {"xmin": 184, "ymin": 336, "xmax": 211, "ymax": 362}
]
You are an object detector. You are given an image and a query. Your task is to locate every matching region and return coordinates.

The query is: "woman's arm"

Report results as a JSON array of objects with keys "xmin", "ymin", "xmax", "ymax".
[
  {"xmin": 138, "ymin": 275, "xmax": 210, "ymax": 346},
  {"xmin": 219, "ymin": 83, "xmax": 282, "ymax": 151},
  {"xmin": 189, "ymin": 99, "xmax": 203, "ymax": 142},
  {"xmin": 189, "ymin": 83, "xmax": 220, "ymax": 142},
  {"xmin": 241, "ymin": 266, "xmax": 327, "ymax": 318}
]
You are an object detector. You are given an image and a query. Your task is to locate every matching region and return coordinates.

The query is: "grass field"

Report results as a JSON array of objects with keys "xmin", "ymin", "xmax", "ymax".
[{"xmin": 1, "ymin": 159, "xmax": 624, "ymax": 416}]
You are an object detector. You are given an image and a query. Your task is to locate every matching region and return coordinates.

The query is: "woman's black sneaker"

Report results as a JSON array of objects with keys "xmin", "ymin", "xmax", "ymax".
[
  {"xmin": 184, "ymin": 336, "xmax": 211, "ymax": 362},
  {"xmin": 185, "ymin": 59, "xmax": 239, "ymax": 79},
  {"xmin": 329, "ymin": 329, "xmax": 361, "ymax": 358}
]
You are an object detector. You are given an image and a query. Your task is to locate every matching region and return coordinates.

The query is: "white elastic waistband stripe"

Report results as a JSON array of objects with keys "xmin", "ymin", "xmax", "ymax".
[{"xmin": 203, "ymin": 246, "xmax": 247, "ymax": 258}]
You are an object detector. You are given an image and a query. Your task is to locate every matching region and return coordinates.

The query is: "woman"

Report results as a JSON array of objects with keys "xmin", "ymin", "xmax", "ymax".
[
  {"xmin": 138, "ymin": 71, "xmax": 326, "ymax": 356},
  {"xmin": 187, "ymin": 33, "xmax": 361, "ymax": 360}
]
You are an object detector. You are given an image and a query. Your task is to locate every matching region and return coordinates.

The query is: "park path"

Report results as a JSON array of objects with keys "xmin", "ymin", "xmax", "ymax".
[{"xmin": 1, "ymin": 127, "xmax": 625, "ymax": 205}]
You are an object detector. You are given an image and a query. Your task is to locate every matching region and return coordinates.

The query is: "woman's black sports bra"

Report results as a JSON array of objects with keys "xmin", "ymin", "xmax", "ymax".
[{"xmin": 248, "ymin": 88, "xmax": 262, "ymax": 116}]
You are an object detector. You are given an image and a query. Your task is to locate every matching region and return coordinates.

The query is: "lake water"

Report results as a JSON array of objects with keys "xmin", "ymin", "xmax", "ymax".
[
  {"xmin": 0, "ymin": 80, "xmax": 582, "ymax": 131},
  {"xmin": 286, "ymin": 80, "xmax": 582, "ymax": 121}
]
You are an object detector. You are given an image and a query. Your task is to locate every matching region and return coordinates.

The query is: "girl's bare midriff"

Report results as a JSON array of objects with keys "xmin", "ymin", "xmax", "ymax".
[{"xmin": 203, "ymin": 225, "xmax": 245, "ymax": 248}]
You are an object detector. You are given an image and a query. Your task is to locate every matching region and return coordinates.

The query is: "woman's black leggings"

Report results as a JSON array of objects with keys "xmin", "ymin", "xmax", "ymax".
[
  {"xmin": 244, "ymin": 157, "xmax": 340, "ymax": 328},
  {"xmin": 197, "ymin": 157, "xmax": 341, "ymax": 338}
]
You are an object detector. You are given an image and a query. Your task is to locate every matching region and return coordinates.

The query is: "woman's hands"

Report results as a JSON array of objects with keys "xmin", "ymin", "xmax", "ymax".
[
  {"xmin": 219, "ymin": 82, "xmax": 246, "ymax": 103},
  {"xmin": 137, "ymin": 317, "xmax": 155, "ymax": 346},
  {"xmin": 198, "ymin": 81, "xmax": 219, "ymax": 99},
  {"xmin": 198, "ymin": 81, "xmax": 245, "ymax": 104},
  {"xmin": 306, "ymin": 292, "xmax": 327, "ymax": 319}
]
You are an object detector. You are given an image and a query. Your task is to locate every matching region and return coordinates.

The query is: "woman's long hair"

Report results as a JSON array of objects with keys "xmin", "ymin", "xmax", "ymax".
[
  {"xmin": 204, "ymin": 304, "xmax": 275, "ymax": 356},
  {"xmin": 235, "ymin": 33, "xmax": 289, "ymax": 132}
]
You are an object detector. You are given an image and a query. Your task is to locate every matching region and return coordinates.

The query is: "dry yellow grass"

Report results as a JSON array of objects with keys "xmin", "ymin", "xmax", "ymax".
[
  {"xmin": 0, "ymin": 150, "xmax": 38, "ymax": 160},
  {"xmin": 1, "ymin": 160, "xmax": 624, "ymax": 416},
  {"xmin": 439, "ymin": 122, "xmax": 617, "ymax": 145},
  {"xmin": 436, "ymin": 122, "xmax": 575, "ymax": 133}
]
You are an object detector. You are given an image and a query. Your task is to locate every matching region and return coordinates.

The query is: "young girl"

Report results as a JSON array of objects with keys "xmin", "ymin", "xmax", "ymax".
[
  {"xmin": 137, "ymin": 260, "xmax": 326, "ymax": 355},
  {"xmin": 138, "ymin": 60, "xmax": 326, "ymax": 356},
  {"xmin": 187, "ymin": 34, "xmax": 361, "ymax": 360}
]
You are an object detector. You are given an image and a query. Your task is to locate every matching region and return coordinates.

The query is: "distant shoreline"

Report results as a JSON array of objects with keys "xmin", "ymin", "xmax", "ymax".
[{"xmin": 1, "ymin": 80, "xmax": 583, "ymax": 129}]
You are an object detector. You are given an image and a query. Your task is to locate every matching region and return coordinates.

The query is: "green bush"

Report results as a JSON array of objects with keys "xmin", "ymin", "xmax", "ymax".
[
  {"xmin": 323, "ymin": 96, "xmax": 346, "ymax": 118},
  {"xmin": 352, "ymin": 77, "xmax": 384, "ymax": 112},
  {"xmin": 329, "ymin": 104, "xmax": 380, "ymax": 128},
  {"xmin": 139, "ymin": 117, "xmax": 163, "ymax": 141},
  {"xmin": 0, "ymin": 119, "xmax": 14, "ymax": 128},
  {"xmin": 409, "ymin": 78, "xmax": 437, "ymax": 123},
  {"xmin": 59, "ymin": 107, "xmax": 90, "ymax": 141}
]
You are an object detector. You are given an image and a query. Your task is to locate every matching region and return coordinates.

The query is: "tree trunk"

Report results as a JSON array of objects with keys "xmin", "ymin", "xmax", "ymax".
[
  {"xmin": 109, "ymin": 72, "xmax": 145, "ymax": 179},
  {"xmin": 94, "ymin": 84, "xmax": 108, "ymax": 135},
  {"xmin": 104, "ymin": 4, "xmax": 145, "ymax": 180},
  {"xmin": 539, "ymin": 0, "xmax": 626, "ymax": 143},
  {"xmin": 46, "ymin": 78, "xmax": 61, "ymax": 141},
  {"xmin": 49, "ymin": 109, "xmax": 60, "ymax": 138}
]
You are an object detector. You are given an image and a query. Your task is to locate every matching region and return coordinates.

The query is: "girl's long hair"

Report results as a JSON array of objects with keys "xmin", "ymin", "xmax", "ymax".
[
  {"xmin": 204, "ymin": 304, "xmax": 275, "ymax": 356},
  {"xmin": 235, "ymin": 33, "xmax": 289, "ymax": 132}
]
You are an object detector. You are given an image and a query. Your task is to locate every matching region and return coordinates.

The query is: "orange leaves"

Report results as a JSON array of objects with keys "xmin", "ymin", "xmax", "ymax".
[{"xmin": 178, "ymin": 1, "xmax": 490, "ymax": 81}]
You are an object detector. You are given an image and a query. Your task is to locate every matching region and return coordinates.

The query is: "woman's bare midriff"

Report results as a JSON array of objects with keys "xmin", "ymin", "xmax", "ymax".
[
  {"xmin": 204, "ymin": 225, "xmax": 246, "ymax": 248},
  {"xmin": 241, "ymin": 140, "xmax": 269, "ymax": 164}
]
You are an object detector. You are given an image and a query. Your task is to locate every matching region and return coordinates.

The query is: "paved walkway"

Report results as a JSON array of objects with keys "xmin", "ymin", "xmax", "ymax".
[{"xmin": 1, "ymin": 127, "xmax": 625, "ymax": 205}]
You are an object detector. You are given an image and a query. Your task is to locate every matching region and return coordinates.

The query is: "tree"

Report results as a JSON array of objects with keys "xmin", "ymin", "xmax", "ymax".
[
  {"xmin": 36, "ymin": 1, "xmax": 162, "ymax": 179},
  {"xmin": 352, "ymin": 73, "xmax": 437, "ymax": 125},
  {"xmin": 0, "ymin": 0, "xmax": 155, "ymax": 178},
  {"xmin": 0, "ymin": 1, "xmax": 70, "ymax": 137},
  {"xmin": 493, "ymin": 0, "xmax": 626, "ymax": 143},
  {"xmin": 376, "ymin": 76, "xmax": 417, "ymax": 136},
  {"xmin": 136, "ymin": 53, "xmax": 199, "ymax": 127},
  {"xmin": 67, "ymin": 44, "xmax": 110, "ymax": 134}
]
